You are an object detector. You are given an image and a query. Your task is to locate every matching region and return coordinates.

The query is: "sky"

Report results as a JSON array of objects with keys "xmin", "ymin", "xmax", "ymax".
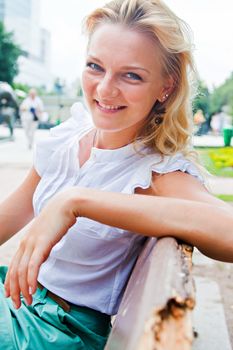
[{"xmin": 40, "ymin": 0, "xmax": 233, "ymax": 89}]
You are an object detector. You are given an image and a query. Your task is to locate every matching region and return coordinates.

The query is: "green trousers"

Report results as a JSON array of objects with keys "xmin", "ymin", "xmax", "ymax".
[{"xmin": 0, "ymin": 266, "xmax": 111, "ymax": 350}]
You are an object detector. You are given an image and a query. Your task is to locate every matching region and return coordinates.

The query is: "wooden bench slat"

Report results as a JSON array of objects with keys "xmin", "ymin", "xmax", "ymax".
[{"xmin": 105, "ymin": 237, "xmax": 195, "ymax": 350}]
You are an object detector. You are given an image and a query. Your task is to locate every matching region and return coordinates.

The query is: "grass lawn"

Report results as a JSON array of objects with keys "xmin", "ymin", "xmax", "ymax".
[
  {"xmin": 216, "ymin": 194, "xmax": 233, "ymax": 202},
  {"xmin": 195, "ymin": 147, "xmax": 233, "ymax": 177}
]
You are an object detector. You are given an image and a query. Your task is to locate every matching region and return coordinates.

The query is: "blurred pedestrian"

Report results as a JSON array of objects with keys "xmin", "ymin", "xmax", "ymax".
[{"xmin": 20, "ymin": 88, "xmax": 44, "ymax": 149}]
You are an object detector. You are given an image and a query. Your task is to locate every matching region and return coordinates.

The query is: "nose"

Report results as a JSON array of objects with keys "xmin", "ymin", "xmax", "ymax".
[{"xmin": 96, "ymin": 73, "xmax": 119, "ymax": 100}]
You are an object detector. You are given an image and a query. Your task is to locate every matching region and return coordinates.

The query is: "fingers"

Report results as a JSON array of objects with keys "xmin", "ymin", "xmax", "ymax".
[
  {"xmin": 6, "ymin": 272, "xmax": 21, "ymax": 309},
  {"xmin": 3, "ymin": 206, "xmax": 69, "ymax": 309},
  {"xmin": 4, "ymin": 238, "xmax": 50, "ymax": 309},
  {"xmin": 18, "ymin": 254, "xmax": 33, "ymax": 306},
  {"xmin": 27, "ymin": 249, "xmax": 48, "ymax": 295},
  {"xmin": 4, "ymin": 249, "xmax": 24, "ymax": 309},
  {"xmin": 5, "ymin": 240, "xmax": 34, "ymax": 308}
]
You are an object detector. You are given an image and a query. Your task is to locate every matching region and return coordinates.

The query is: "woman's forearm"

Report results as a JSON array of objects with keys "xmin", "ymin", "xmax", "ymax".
[
  {"xmin": 0, "ymin": 197, "xmax": 33, "ymax": 246},
  {"xmin": 69, "ymin": 188, "xmax": 233, "ymax": 262},
  {"xmin": 0, "ymin": 168, "xmax": 40, "ymax": 245},
  {"xmin": 4, "ymin": 185, "xmax": 232, "ymax": 309}
]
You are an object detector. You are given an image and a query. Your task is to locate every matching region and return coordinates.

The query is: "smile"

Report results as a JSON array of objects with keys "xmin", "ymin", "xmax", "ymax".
[{"xmin": 95, "ymin": 100, "xmax": 126, "ymax": 111}]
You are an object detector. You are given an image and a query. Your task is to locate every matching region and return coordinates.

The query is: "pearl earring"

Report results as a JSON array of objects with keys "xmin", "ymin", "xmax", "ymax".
[{"xmin": 162, "ymin": 93, "xmax": 169, "ymax": 101}]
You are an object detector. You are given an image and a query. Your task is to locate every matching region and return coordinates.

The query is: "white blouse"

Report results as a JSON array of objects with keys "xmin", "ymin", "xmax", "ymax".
[{"xmin": 33, "ymin": 102, "xmax": 204, "ymax": 315}]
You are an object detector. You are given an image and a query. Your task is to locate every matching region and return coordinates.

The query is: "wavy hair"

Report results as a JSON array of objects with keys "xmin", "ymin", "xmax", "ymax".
[{"xmin": 83, "ymin": 0, "xmax": 198, "ymax": 157}]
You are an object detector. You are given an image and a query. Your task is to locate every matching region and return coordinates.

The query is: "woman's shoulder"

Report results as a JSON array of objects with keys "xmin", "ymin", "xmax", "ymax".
[
  {"xmin": 141, "ymin": 152, "xmax": 201, "ymax": 178},
  {"xmin": 125, "ymin": 149, "xmax": 205, "ymax": 194},
  {"xmin": 151, "ymin": 151, "xmax": 204, "ymax": 182}
]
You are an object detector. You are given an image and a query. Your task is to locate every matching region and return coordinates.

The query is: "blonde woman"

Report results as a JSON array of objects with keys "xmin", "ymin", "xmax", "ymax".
[{"xmin": 0, "ymin": 0, "xmax": 232, "ymax": 349}]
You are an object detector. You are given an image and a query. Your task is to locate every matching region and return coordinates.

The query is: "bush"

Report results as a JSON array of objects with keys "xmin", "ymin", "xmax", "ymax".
[
  {"xmin": 196, "ymin": 147, "xmax": 233, "ymax": 177},
  {"xmin": 208, "ymin": 147, "xmax": 233, "ymax": 168}
]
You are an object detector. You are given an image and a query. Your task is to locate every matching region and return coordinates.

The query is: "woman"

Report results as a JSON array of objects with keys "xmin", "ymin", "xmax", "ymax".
[{"xmin": 0, "ymin": 0, "xmax": 233, "ymax": 349}]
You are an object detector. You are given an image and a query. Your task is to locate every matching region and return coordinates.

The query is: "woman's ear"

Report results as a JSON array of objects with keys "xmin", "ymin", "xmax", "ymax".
[{"xmin": 158, "ymin": 75, "xmax": 175, "ymax": 103}]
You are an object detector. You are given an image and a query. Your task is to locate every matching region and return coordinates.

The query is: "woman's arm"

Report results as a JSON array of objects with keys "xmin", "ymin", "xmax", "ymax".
[
  {"xmin": 0, "ymin": 167, "xmax": 40, "ymax": 245},
  {"xmin": 4, "ymin": 172, "xmax": 233, "ymax": 308},
  {"xmin": 73, "ymin": 176, "xmax": 233, "ymax": 262}
]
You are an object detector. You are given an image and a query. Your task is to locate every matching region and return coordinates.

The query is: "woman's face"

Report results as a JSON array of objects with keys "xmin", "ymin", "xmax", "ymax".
[{"xmin": 82, "ymin": 24, "xmax": 170, "ymax": 137}]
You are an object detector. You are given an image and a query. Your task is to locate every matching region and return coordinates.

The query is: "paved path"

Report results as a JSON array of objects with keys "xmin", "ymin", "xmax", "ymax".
[{"xmin": 193, "ymin": 134, "xmax": 233, "ymax": 148}]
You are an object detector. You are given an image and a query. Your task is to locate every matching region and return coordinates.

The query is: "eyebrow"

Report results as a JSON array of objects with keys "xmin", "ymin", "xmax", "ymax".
[{"xmin": 87, "ymin": 55, "xmax": 150, "ymax": 74}]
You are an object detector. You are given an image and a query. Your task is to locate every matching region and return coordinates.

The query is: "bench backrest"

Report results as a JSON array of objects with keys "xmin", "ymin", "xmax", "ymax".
[{"xmin": 105, "ymin": 237, "xmax": 195, "ymax": 350}]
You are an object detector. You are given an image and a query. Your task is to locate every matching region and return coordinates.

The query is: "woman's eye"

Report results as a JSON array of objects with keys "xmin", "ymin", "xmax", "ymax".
[
  {"xmin": 86, "ymin": 62, "xmax": 103, "ymax": 72},
  {"xmin": 125, "ymin": 72, "xmax": 142, "ymax": 81}
]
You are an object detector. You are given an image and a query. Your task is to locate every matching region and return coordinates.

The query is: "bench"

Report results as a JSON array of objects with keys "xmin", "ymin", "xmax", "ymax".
[{"xmin": 105, "ymin": 237, "xmax": 195, "ymax": 350}]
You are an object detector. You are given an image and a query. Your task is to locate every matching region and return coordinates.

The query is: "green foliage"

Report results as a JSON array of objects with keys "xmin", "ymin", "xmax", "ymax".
[
  {"xmin": 12, "ymin": 82, "xmax": 30, "ymax": 94},
  {"xmin": 0, "ymin": 22, "xmax": 22, "ymax": 85},
  {"xmin": 193, "ymin": 73, "xmax": 233, "ymax": 124},
  {"xmin": 13, "ymin": 82, "xmax": 47, "ymax": 98},
  {"xmin": 193, "ymin": 80, "xmax": 210, "ymax": 116},
  {"xmin": 216, "ymin": 194, "xmax": 233, "ymax": 202},
  {"xmin": 209, "ymin": 73, "xmax": 233, "ymax": 117},
  {"xmin": 209, "ymin": 147, "xmax": 233, "ymax": 168},
  {"xmin": 196, "ymin": 147, "xmax": 233, "ymax": 177}
]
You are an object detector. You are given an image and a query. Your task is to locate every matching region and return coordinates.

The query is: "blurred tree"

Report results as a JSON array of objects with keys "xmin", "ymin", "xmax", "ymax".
[
  {"xmin": 210, "ymin": 72, "xmax": 233, "ymax": 117},
  {"xmin": 0, "ymin": 22, "xmax": 21, "ymax": 85},
  {"xmin": 13, "ymin": 82, "xmax": 46, "ymax": 97},
  {"xmin": 193, "ymin": 80, "xmax": 210, "ymax": 116},
  {"xmin": 12, "ymin": 82, "xmax": 30, "ymax": 94}
]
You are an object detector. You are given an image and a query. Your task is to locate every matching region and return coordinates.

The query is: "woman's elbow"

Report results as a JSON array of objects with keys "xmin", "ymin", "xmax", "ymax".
[{"xmin": 198, "ymin": 232, "xmax": 233, "ymax": 263}]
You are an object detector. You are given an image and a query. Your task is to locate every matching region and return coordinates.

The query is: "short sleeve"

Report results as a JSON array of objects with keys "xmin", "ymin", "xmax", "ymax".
[
  {"xmin": 152, "ymin": 153, "xmax": 205, "ymax": 183},
  {"xmin": 124, "ymin": 152, "xmax": 205, "ymax": 194},
  {"xmin": 33, "ymin": 102, "xmax": 93, "ymax": 176}
]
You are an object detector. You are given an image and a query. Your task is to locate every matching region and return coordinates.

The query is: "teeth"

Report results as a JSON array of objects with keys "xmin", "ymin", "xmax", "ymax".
[{"xmin": 98, "ymin": 101, "xmax": 122, "ymax": 110}]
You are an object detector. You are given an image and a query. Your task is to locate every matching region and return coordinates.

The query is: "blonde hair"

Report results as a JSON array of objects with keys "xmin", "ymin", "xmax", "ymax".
[{"xmin": 83, "ymin": 0, "xmax": 197, "ymax": 157}]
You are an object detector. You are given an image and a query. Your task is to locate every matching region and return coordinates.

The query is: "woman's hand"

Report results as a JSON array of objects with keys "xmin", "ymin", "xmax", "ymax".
[{"xmin": 4, "ymin": 189, "xmax": 78, "ymax": 309}]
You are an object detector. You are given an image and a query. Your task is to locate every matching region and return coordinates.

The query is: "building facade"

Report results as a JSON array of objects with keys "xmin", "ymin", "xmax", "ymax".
[{"xmin": 0, "ymin": 0, "xmax": 52, "ymax": 89}]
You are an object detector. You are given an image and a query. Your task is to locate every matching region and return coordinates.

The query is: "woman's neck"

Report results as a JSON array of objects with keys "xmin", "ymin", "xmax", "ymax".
[{"xmin": 93, "ymin": 129, "xmax": 136, "ymax": 150}]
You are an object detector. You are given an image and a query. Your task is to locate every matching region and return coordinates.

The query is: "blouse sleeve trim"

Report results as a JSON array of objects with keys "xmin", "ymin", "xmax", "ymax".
[{"xmin": 125, "ymin": 153, "xmax": 206, "ymax": 194}]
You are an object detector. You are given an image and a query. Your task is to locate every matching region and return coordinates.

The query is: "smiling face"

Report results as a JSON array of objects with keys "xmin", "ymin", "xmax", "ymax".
[{"xmin": 82, "ymin": 23, "xmax": 172, "ymax": 143}]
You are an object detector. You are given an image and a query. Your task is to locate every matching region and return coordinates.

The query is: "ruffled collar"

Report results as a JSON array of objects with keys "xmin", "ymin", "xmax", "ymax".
[{"xmin": 89, "ymin": 142, "xmax": 141, "ymax": 162}]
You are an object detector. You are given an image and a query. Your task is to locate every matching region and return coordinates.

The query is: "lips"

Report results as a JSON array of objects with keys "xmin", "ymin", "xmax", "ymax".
[{"xmin": 95, "ymin": 100, "xmax": 126, "ymax": 111}]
